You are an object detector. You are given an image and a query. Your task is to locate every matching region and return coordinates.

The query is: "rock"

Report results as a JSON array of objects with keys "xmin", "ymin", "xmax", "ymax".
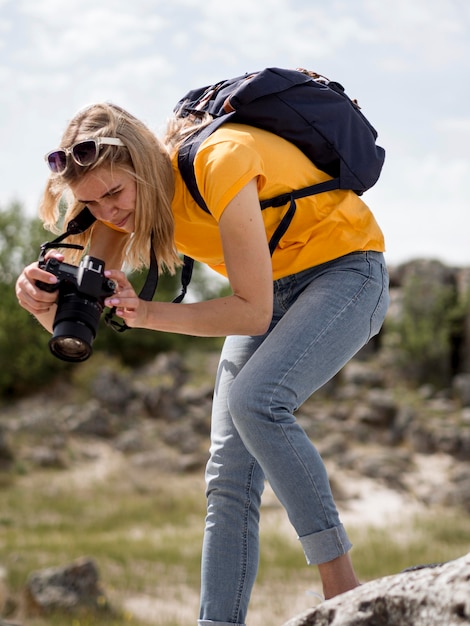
[
  {"xmin": 453, "ymin": 373, "xmax": 470, "ymax": 407},
  {"xmin": 317, "ymin": 433, "xmax": 349, "ymax": 459},
  {"xmin": 27, "ymin": 446, "xmax": 67, "ymax": 469},
  {"xmin": 360, "ymin": 389, "xmax": 398, "ymax": 427},
  {"xmin": 408, "ymin": 418, "xmax": 470, "ymax": 461},
  {"xmin": 65, "ymin": 400, "xmax": 118, "ymax": 438},
  {"xmin": 445, "ymin": 466, "xmax": 470, "ymax": 512},
  {"xmin": 24, "ymin": 557, "xmax": 108, "ymax": 616},
  {"xmin": 0, "ymin": 565, "xmax": 12, "ymax": 616},
  {"xmin": 341, "ymin": 361, "xmax": 386, "ymax": 388},
  {"xmin": 0, "ymin": 426, "xmax": 14, "ymax": 468},
  {"xmin": 114, "ymin": 429, "xmax": 146, "ymax": 453},
  {"xmin": 282, "ymin": 553, "xmax": 470, "ymax": 626},
  {"xmin": 90, "ymin": 368, "xmax": 134, "ymax": 411},
  {"xmin": 337, "ymin": 448, "xmax": 412, "ymax": 491}
]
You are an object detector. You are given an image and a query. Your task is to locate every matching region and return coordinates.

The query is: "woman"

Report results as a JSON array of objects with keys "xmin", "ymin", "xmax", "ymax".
[{"xmin": 16, "ymin": 101, "xmax": 389, "ymax": 626}]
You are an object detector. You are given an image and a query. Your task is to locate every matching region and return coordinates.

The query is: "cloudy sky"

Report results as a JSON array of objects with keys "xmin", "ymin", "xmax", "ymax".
[{"xmin": 1, "ymin": 0, "xmax": 469, "ymax": 266}]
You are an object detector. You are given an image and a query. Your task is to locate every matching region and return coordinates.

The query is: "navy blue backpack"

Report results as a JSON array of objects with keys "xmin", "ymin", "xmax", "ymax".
[{"xmin": 175, "ymin": 66, "xmax": 385, "ymax": 255}]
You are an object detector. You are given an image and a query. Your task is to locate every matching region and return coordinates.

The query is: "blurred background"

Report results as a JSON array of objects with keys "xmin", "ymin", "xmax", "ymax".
[{"xmin": 1, "ymin": 2, "xmax": 470, "ymax": 625}]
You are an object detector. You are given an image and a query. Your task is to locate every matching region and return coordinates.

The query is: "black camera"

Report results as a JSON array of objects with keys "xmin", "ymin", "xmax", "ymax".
[{"xmin": 37, "ymin": 255, "xmax": 116, "ymax": 362}]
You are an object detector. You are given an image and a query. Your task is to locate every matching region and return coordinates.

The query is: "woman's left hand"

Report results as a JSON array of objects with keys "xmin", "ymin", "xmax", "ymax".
[{"xmin": 103, "ymin": 269, "xmax": 148, "ymax": 328}]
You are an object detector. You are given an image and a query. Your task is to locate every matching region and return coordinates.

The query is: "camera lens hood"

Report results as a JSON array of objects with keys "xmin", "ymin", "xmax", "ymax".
[{"xmin": 49, "ymin": 325, "xmax": 93, "ymax": 362}]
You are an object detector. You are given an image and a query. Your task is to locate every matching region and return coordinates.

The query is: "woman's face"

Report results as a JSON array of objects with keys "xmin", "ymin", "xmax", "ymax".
[{"xmin": 70, "ymin": 166, "xmax": 137, "ymax": 233}]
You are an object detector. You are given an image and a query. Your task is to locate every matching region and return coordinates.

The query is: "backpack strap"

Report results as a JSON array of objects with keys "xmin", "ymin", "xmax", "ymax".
[
  {"xmin": 261, "ymin": 178, "xmax": 340, "ymax": 254},
  {"xmin": 178, "ymin": 128, "xmax": 342, "ymax": 255},
  {"xmin": 177, "ymin": 113, "xmax": 237, "ymax": 214},
  {"xmin": 104, "ymin": 246, "xmax": 195, "ymax": 332},
  {"xmin": 104, "ymin": 242, "xmax": 159, "ymax": 332}
]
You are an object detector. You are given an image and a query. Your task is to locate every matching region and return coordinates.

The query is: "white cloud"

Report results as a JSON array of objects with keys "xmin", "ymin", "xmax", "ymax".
[
  {"xmin": 368, "ymin": 151, "xmax": 470, "ymax": 265},
  {"xmin": 14, "ymin": 2, "xmax": 166, "ymax": 69},
  {"xmin": 176, "ymin": 0, "xmax": 378, "ymax": 67},
  {"xmin": 437, "ymin": 118, "xmax": 470, "ymax": 132},
  {"xmin": 363, "ymin": 0, "xmax": 468, "ymax": 68}
]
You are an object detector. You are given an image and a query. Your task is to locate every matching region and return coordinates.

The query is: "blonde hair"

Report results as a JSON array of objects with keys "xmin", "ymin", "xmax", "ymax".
[
  {"xmin": 163, "ymin": 110, "xmax": 214, "ymax": 154},
  {"xmin": 41, "ymin": 103, "xmax": 180, "ymax": 274}
]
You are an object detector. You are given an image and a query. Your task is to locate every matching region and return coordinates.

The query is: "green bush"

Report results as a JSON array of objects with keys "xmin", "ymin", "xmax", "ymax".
[
  {"xmin": 0, "ymin": 202, "xmax": 70, "ymax": 396},
  {"xmin": 388, "ymin": 263, "xmax": 469, "ymax": 387}
]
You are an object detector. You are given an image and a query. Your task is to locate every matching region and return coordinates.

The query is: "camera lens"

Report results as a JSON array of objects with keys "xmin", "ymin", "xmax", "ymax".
[
  {"xmin": 49, "ymin": 328, "xmax": 93, "ymax": 362},
  {"xmin": 50, "ymin": 292, "xmax": 103, "ymax": 362}
]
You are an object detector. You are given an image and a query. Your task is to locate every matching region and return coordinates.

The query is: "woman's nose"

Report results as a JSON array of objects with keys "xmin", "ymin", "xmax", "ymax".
[{"xmin": 97, "ymin": 198, "xmax": 118, "ymax": 220}]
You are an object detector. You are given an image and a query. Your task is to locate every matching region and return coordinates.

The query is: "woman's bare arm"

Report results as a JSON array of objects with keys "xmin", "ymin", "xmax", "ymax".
[{"xmin": 104, "ymin": 178, "xmax": 274, "ymax": 337}]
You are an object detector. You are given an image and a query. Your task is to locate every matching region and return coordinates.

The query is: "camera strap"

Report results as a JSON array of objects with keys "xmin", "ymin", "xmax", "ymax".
[
  {"xmin": 61, "ymin": 207, "xmax": 193, "ymax": 333},
  {"xmin": 104, "ymin": 244, "xmax": 160, "ymax": 333},
  {"xmin": 38, "ymin": 206, "xmax": 98, "ymax": 262}
]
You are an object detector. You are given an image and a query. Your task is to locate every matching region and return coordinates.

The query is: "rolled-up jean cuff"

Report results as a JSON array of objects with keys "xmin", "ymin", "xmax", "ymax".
[
  {"xmin": 198, "ymin": 622, "xmax": 244, "ymax": 626},
  {"xmin": 299, "ymin": 524, "xmax": 353, "ymax": 565}
]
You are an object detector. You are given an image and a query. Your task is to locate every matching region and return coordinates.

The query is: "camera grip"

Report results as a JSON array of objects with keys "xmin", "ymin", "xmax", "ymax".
[{"xmin": 35, "ymin": 278, "xmax": 58, "ymax": 293}]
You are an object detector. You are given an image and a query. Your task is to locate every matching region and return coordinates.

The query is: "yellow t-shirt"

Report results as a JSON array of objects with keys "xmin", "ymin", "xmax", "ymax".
[{"xmin": 171, "ymin": 123, "xmax": 385, "ymax": 280}]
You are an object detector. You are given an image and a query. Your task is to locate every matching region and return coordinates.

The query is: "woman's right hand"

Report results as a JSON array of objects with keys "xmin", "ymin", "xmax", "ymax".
[{"xmin": 15, "ymin": 252, "xmax": 63, "ymax": 319}]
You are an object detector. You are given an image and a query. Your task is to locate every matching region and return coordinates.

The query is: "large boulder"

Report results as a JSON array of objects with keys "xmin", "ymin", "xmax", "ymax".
[{"xmin": 283, "ymin": 553, "xmax": 470, "ymax": 626}]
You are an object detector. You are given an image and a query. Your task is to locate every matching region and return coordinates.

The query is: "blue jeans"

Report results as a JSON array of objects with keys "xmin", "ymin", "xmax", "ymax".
[{"xmin": 198, "ymin": 251, "xmax": 389, "ymax": 626}]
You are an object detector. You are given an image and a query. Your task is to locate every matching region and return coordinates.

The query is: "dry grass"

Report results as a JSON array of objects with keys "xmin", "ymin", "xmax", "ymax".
[{"xmin": 1, "ymin": 438, "xmax": 469, "ymax": 626}]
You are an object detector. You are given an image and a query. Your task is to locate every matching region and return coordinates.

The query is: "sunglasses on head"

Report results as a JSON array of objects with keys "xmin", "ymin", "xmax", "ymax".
[{"xmin": 44, "ymin": 137, "xmax": 125, "ymax": 174}]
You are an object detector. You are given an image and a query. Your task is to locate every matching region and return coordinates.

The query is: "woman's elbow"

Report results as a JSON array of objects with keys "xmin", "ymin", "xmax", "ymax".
[
  {"xmin": 233, "ymin": 290, "xmax": 272, "ymax": 335},
  {"xmin": 248, "ymin": 307, "xmax": 272, "ymax": 335}
]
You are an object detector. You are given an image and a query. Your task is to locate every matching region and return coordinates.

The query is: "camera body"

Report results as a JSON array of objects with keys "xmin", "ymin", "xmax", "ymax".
[{"xmin": 37, "ymin": 255, "xmax": 116, "ymax": 362}]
